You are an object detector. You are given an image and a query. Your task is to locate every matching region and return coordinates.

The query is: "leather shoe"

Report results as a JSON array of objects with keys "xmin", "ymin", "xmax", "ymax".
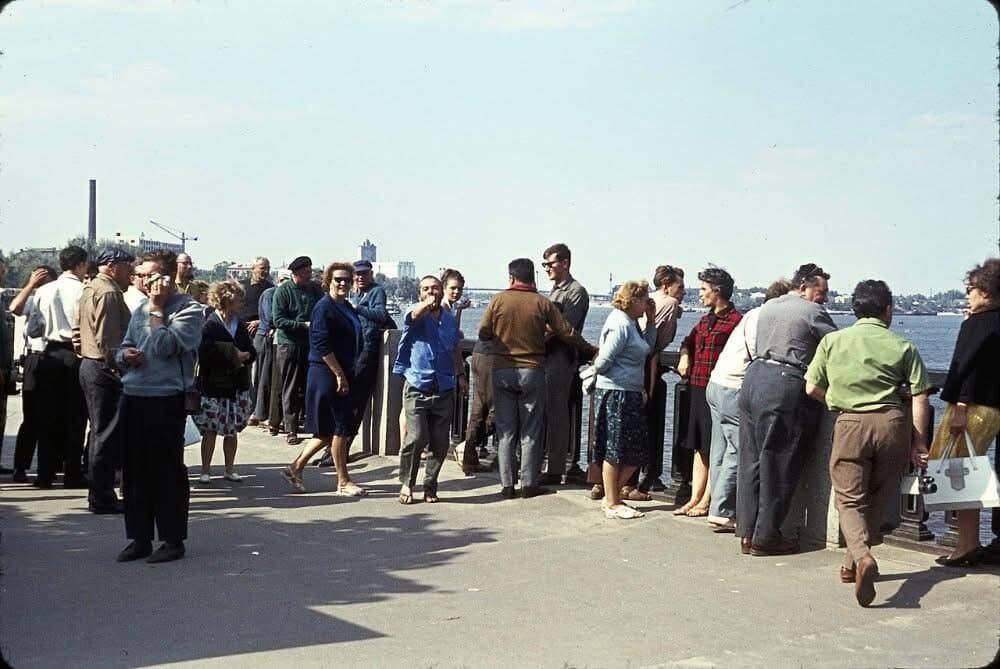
[
  {"xmin": 89, "ymin": 500, "xmax": 125, "ymax": 515},
  {"xmin": 854, "ymin": 555, "xmax": 878, "ymax": 607},
  {"xmin": 117, "ymin": 540, "xmax": 153, "ymax": 562},
  {"xmin": 740, "ymin": 537, "xmax": 752, "ymax": 555},
  {"xmin": 247, "ymin": 417, "xmax": 260, "ymax": 427},
  {"xmin": 286, "ymin": 433, "xmax": 302, "ymax": 446},
  {"xmin": 839, "ymin": 565, "xmax": 856, "ymax": 583},
  {"xmin": 11, "ymin": 469, "xmax": 28, "ymax": 483},
  {"xmin": 147, "ymin": 542, "xmax": 186, "ymax": 564},
  {"xmin": 522, "ymin": 486, "xmax": 555, "ymax": 499},
  {"xmin": 63, "ymin": 477, "xmax": 90, "ymax": 489},
  {"xmin": 500, "ymin": 486, "xmax": 516, "ymax": 500},
  {"xmin": 750, "ymin": 537, "xmax": 799, "ymax": 556},
  {"xmin": 32, "ymin": 478, "xmax": 53, "ymax": 489},
  {"xmin": 537, "ymin": 473, "xmax": 562, "ymax": 486}
]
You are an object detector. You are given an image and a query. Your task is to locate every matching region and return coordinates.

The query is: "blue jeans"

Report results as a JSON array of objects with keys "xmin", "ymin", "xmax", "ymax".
[
  {"xmin": 707, "ymin": 381, "xmax": 741, "ymax": 520},
  {"xmin": 493, "ymin": 367, "xmax": 546, "ymax": 489}
]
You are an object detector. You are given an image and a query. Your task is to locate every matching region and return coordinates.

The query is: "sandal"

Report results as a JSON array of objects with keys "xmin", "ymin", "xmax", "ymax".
[
  {"xmin": 424, "ymin": 490, "xmax": 440, "ymax": 503},
  {"xmin": 280, "ymin": 466, "xmax": 306, "ymax": 493},
  {"xmin": 709, "ymin": 519, "xmax": 736, "ymax": 533},
  {"xmin": 672, "ymin": 504, "xmax": 693, "ymax": 516},
  {"xmin": 398, "ymin": 485, "xmax": 414, "ymax": 505},
  {"xmin": 589, "ymin": 484, "xmax": 605, "ymax": 500},
  {"xmin": 604, "ymin": 503, "xmax": 645, "ymax": 520},
  {"xmin": 625, "ymin": 488, "xmax": 652, "ymax": 502},
  {"xmin": 335, "ymin": 482, "xmax": 368, "ymax": 497},
  {"xmin": 685, "ymin": 506, "xmax": 710, "ymax": 517}
]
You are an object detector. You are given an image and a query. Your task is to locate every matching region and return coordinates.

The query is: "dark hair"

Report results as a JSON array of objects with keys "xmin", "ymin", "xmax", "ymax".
[
  {"xmin": 792, "ymin": 262, "xmax": 830, "ymax": 288},
  {"xmin": 508, "ymin": 258, "xmax": 535, "ymax": 284},
  {"xmin": 143, "ymin": 249, "xmax": 178, "ymax": 278},
  {"xmin": 321, "ymin": 262, "xmax": 354, "ymax": 291},
  {"xmin": 440, "ymin": 268, "xmax": 465, "ymax": 286},
  {"xmin": 967, "ymin": 258, "xmax": 1000, "ymax": 302},
  {"xmin": 764, "ymin": 279, "xmax": 793, "ymax": 302},
  {"xmin": 851, "ymin": 280, "xmax": 893, "ymax": 318},
  {"xmin": 59, "ymin": 245, "xmax": 88, "ymax": 272},
  {"xmin": 542, "ymin": 243, "xmax": 571, "ymax": 263},
  {"xmin": 35, "ymin": 265, "xmax": 58, "ymax": 281},
  {"xmin": 85, "ymin": 261, "xmax": 99, "ymax": 279},
  {"xmin": 652, "ymin": 265, "xmax": 684, "ymax": 289},
  {"xmin": 698, "ymin": 266, "xmax": 735, "ymax": 300},
  {"xmin": 419, "ymin": 274, "xmax": 442, "ymax": 286}
]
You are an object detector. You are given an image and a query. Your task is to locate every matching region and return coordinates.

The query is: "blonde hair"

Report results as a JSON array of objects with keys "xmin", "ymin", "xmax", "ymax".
[
  {"xmin": 611, "ymin": 280, "xmax": 649, "ymax": 311},
  {"xmin": 208, "ymin": 280, "xmax": 245, "ymax": 312}
]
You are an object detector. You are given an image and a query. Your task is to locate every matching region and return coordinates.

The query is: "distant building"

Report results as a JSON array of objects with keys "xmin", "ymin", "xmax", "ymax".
[
  {"xmin": 359, "ymin": 239, "xmax": 377, "ymax": 263},
  {"xmin": 225, "ymin": 263, "xmax": 255, "ymax": 281},
  {"xmin": 140, "ymin": 238, "xmax": 184, "ymax": 254},
  {"xmin": 373, "ymin": 260, "xmax": 416, "ymax": 280}
]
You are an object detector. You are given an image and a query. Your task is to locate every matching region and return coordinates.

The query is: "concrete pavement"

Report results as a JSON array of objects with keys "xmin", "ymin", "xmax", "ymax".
[{"xmin": 0, "ymin": 403, "xmax": 998, "ymax": 668}]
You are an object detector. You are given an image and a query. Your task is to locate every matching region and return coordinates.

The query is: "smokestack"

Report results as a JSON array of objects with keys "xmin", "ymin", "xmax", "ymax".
[{"xmin": 87, "ymin": 179, "xmax": 97, "ymax": 246}]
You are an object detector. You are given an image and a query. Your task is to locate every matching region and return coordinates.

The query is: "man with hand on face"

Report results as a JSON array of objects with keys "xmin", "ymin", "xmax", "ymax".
[
  {"xmin": 77, "ymin": 248, "xmax": 134, "ymax": 514},
  {"xmin": 115, "ymin": 250, "xmax": 203, "ymax": 564},
  {"xmin": 393, "ymin": 276, "xmax": 463, "ymax": 504}
]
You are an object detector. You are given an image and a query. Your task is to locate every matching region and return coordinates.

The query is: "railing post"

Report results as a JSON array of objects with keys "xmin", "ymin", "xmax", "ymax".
[
  {"xmin": 662, "ymin": 377, "xmax": 692, "ymax": 506},
  {"xmin": 450, "ymin": 352, "xmax": 471, "ymax": 445}
]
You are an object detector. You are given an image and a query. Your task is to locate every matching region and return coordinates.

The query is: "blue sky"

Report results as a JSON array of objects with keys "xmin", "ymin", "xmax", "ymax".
[{"xmin": 1, "ymin": 0, "xmax": 996, "ymax": 294}]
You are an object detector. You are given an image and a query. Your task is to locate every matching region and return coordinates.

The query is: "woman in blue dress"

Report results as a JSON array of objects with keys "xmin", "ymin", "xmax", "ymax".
[{"xmin": 282, "ymin": 262, "xmax": 366, "ymax": 495}]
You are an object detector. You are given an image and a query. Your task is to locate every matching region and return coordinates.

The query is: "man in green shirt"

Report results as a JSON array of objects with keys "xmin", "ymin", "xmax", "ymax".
[{"xmin": 805, "ymin": 279, "xmax": 931, "ymax": 608}]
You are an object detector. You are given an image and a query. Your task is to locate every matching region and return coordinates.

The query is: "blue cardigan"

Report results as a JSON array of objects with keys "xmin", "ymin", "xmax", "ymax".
[
  {"xmin": 309, "ymin": 295, "xmax": 364, "ymax": 379},
  {"xmin": 593, "ymin": 308, "xmax": 656, "ymax": 392}
]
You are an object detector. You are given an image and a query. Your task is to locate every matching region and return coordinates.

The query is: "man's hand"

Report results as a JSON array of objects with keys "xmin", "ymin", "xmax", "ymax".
[
  {"xmin": 910, "ymin": 444, "xmax": 929, "ymax": 469},
  {"xmin": 247, "ymin": 320, "xmax": 260, "ymax": 336},
  {"xmin": 949, "ymin": 404, "xmax": 968, "ymax": 436},
  {"xmin": 644, "ymin": 297, "xmax": 656, "ymax": 324},
  {"xmin": 123, "ymin": 348, "xmax": 145, "ymax": 368},
  {"xmin": 25, "ymin": 267, "xmax": 49, "ymax": 290},
  {"xmin": 148, "ymin": 275, "xmax": 171, "ymax": 310},
  {"xmin": 677, "ymin": 352, "xmax": 690, "ymax": 378},
  {"xmin": 458, "ymin": 375, "xmax": 468, "ymax": 396}
]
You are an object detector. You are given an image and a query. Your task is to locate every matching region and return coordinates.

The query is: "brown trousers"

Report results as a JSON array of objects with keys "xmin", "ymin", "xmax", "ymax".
[{"xmin": 830, "ymin": 407, "xmax": 909, "ymax": 568}]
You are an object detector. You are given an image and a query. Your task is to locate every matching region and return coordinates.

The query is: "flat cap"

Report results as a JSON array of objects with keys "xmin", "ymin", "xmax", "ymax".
[
  {"xmin": 96, "ymin": 248, "xmax": 135, "ymax": 265},
  {"xmin": 353, "ymin": 260, "xmax": 373, "ymax": 272},
  {"xmin": 287, "ymin": 256, "xmax": 312, "ymax": 272}
]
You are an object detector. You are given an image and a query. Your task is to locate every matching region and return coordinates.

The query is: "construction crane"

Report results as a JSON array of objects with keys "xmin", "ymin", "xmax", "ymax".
[{"xmin": 149, "ymin": 220, "xmax": 198, "ymax": 252}]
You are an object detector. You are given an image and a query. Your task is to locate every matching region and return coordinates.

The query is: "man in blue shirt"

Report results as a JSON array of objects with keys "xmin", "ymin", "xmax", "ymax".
[{"xmin": 393, "ymin": 275, "xmax": 464, "ymax": 504}]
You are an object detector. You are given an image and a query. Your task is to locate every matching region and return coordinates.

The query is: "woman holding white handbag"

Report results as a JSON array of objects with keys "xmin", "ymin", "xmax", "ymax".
[{"xmin": 929, "ymin": 258, "xmax": 1000, "ymax": 567}]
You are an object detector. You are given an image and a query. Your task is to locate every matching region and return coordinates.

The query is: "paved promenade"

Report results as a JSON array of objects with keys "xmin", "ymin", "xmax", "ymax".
[{"xmin": 0, "ymin": 398, "xmax": 998, "ymax": 668}]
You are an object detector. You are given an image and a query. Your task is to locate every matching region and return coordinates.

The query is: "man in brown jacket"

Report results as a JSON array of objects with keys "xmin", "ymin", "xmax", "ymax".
[
  {"xmin": 478, "ymin": 258, "xmax": 596, "ymax": 498},
  {"xmin": 77, "ymin": 248, "xmax": 134, "ymax": 514}
]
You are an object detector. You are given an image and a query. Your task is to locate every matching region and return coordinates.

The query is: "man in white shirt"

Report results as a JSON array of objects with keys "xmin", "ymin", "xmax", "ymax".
[
  {"xmin": 123, "ymin": 264, "xmax": 147, "ymax": 313},
  {"xmin": 32, "ymin": 246, "xmax": 89, "ymax": 488}
]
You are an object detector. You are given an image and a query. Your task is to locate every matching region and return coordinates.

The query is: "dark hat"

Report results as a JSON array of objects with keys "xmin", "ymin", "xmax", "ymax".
[
  {"xmin": 287, "ymin": 256, "xmax": 312, "ymax": 272},
  {"xmin": 96, "ymin": 248, "xmax": 135, "ymax": 265},
  {"xmin": 353, "ymin": 260, "xmax": 373, "ymax": 272}
]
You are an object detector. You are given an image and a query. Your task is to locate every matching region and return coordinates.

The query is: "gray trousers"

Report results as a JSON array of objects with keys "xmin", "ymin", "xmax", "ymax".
[
  {"xmin": 706, "ymin": 381, "xmax": 741, "ymax": 520},
  {"xmin": 79, "ymin": 358, "xmax": 124, "ymax": 507},
  {"xmin": 543, "ymin": 352, "xmax": 576, "ymax": 476},
  {"xmin": 493, "ymin": 367, "xmax": 546, "ymax": 489},
  {"xmin": 252, "ymin": 332, "xmax": 273, "ymax": 419},
  {"xmin": 276, "ymin": 341, "xmax": 308, "ymax": 433},
  {"xmin": 398, "ymin": 383, "xmax": 454, "ymax": 491}
]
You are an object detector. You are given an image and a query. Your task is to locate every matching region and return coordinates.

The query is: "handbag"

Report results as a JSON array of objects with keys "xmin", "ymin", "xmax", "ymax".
[
  {"xmin": 179, "ymin": 354, "xmax": 202, "ymax": 416},
  {"xmin": 921, "ymin": 430, "xmax": 1000, "ymax": 512}
]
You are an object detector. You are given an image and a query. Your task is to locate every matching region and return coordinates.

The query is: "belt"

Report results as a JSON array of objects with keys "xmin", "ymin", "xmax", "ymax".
[
  {"xmin": 44, "ymin": 341, "xmax": 74, "ymax": 351},
  {"xmin": 759, "ymin": 358, "xmax": 807, "ymax": 373}
]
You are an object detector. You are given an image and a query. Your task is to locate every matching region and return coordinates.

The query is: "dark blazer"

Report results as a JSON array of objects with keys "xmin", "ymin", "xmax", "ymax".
[
  {"xmin": 309, "ymin": 295, "xmax": 364, "ymax": 380},
  {"xmin": 351, "ymin": 284, "xmax": 394, "ymax": 357},
  {"xmin": 940, "ymin": 307, "xmax": 1000, "ymax": 408},
  {"xmin": 198, "ymin": 312, "xmax": 257, "ymax": 399}
]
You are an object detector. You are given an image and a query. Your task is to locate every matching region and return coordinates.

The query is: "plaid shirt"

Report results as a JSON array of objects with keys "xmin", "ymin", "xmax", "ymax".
[{"xmin": 680, "ymin": 306, "xmax": 742, "ymax": 388}]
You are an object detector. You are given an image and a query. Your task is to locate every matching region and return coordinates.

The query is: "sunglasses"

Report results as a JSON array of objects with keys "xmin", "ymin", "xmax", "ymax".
[
  {"xmin": 332, "ymin": 276, "xmax": 352, "ymax": 284},
  {"xmin": 966, "ymin": 285, "xmax": 978, "ymax": 295}
]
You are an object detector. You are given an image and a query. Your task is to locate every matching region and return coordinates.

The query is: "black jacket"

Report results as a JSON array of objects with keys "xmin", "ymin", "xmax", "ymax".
[
  {"xmin": 940, "ymin": 307, "xmax": 1000, "ymax": 408},
  {"xmin": 198, "ymin": 312, "xmax": 257, "ymax": 399}
]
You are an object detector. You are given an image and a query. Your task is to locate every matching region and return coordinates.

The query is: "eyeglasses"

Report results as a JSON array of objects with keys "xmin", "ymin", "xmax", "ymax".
[
  {"xmin": 332, "ymin": 276, "xmax": 352, "ymax": 284},
  {"xmin": 966, "ymin": 285, "xmax": 978, "ymax": 295},
  {"xmin": 541, "ymin": 259, "xmax": 563, "ymax": 269}
]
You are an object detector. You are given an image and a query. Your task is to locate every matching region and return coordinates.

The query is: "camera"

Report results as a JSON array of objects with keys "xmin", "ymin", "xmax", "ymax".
[{"xmin": 917, "ymin": 468, "xmax": 937, "ymax": 495}]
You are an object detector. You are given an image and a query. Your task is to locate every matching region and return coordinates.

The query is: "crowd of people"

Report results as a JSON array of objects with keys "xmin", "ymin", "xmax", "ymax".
[{"xmin": 1, "ymin": 242, "xmax": 997, "ymax": 608}]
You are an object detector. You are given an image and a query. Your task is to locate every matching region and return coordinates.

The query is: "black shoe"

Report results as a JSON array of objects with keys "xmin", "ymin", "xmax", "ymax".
[
  {"xmin": 286, "ymin": 433, "xmax": 302, "ymax": 446},
  {"xmin": 750, "ymin": 536, "xmax": 800, "ymax": 557},
  {"xmin": 89, "ymin": 500, "xmax": 125, "ymax": 515},
  {"xmin": 537, "ymin": 473, "xmax": 562, "ymax": 486},
  {"xmin": 147, "ymin": 541, "xmax": 186, "ymax": 564},
  {"xmin": 117, "ymin": 540, "xmax": 153, "ymax": 562},
  {"xmin": 0, "ymin": 466, "xmax": 12, "ymax": 475},
  {"xmin": 63, "ymin": 477, "xmax": 90, "ymax": 489},
  {"xmin": 522, "ymin": 486, "xmax": 555, "ymax": 499},
  {"xmin": 563, "ymin": 465, "xmax": 587, "ymax": 484},
  {"xmin": 500, "ymin": 486, "xmax": 516, "ymax": 499},
  {"xmin": 32, "ymin": 478, "xmax": 53, "ymax": 489},
  {"xmin": 12, "ymin": 469, "xmax": 28, "ymax": 483},
  {"xmin": 269, "ymin": 427, "xmax": 281, "ymax": 437}
]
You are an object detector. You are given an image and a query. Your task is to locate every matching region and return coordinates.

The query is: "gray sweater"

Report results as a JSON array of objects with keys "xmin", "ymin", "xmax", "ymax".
[
  {"xmin": 594, "ymin": 308, "xmax": 656, "ymax": 392},
  {"xmin": 116, "ymin": 293, "xmax": 204, "ymax": 397}
]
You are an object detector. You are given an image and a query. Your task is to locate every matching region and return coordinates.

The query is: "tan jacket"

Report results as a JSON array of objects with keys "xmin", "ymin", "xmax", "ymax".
[
  {"xmin": 77, "ymin": 273, "xmax": 131, "ymax": 366},
  {"xmin": 477, "ymin": 287, "xmax": 596, "ymax": 370}
]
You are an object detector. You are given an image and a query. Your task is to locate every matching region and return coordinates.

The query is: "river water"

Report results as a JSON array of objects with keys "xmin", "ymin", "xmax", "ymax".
[{"xmin": 460, "ymin": 306, "xmax": 993, "ymax": 544}]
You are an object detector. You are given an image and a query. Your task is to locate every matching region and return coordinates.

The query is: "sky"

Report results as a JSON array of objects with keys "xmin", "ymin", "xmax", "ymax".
[{"xmin": 1, "ymin": 0, "xmax": 997, "ymax": 294}]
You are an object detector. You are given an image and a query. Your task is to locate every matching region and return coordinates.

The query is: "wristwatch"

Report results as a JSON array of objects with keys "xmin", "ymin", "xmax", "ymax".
[{"xmin": 149, "ymin": 310, "xmax": 165, "ymax": 319}]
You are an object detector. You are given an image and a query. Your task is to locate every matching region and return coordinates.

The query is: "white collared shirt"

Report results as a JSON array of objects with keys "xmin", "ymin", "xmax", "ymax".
[
  {"xmin": 23, "ymin": 296, "xmax": 47, "ymax": 353},
  {"xmin": 33, "ymin": 272, "xmax": 83, "ymax": 345},
  {"xmin": 124, "ymin": 285, "xmax": 147, "ymax": 314}
]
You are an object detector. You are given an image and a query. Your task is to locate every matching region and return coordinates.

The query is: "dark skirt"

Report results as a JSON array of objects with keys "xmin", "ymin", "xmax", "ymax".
[
  {"xmin": 592, "ymin": 388, "xmax": 648, "ymax": 467},
  {"xmin": 304, "ymin": 361, "xmax": 357, "ymax": 438},
  {"xmin": 685, "ymin": 383, "xmax": 712, "ymax": 453}
]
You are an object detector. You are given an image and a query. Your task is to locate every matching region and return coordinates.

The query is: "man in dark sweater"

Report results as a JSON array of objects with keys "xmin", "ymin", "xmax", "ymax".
[
  {"xmin": 272, "ymin": 256, "xmax": 322, "ymax": 445},
  {"xmin": 239, "ymin": 256, "xmax": 273, "ymax": 424}
]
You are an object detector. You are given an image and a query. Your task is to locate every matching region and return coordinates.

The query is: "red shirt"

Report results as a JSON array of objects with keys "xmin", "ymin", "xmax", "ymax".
[{"xmin": 681, "ymin": 306, "xmax": 743, "ymax": 388}]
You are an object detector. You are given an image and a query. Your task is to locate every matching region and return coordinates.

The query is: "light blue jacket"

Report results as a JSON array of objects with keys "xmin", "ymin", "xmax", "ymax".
[
  {"xmin": 594, "ymin": 308, "xmax": 656, "ymax": 392},
  {"xmin": 116, "ymin": 293, "xmax": 204, "ymax": 397}
]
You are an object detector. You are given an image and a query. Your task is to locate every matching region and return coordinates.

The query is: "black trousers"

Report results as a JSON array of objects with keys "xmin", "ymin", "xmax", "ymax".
[
  {"xmin": 637, "ymin": 373, "xmax": 668, "ymax": 491},
  {"xmin": 276, "ymin": 341, "xmax": 309, "ymax": 433},
  {"xmin": 122, "ymin": 393, "xmax": 189, "ymax": 543},
  {"xmin": 350, "ymin": 351, "xmax": 380, "ymax": 434},
  {"xmin": 14, "ymin": 351, "xmax": 43, "ymax": 471},
  {"xmin": 267, "ymin": 340, "xmax": 283, "ymax": 430},
  {"xmin": 79, "ymin": 359, "xmax": 123, "ymax": 506},
  {"xmin": 253, "ymin": 332, "xmax": 273, "ymax": 420},
  {"xmin": 736, "ymin": 361, "xmax": 821, "ymax": 542},
  {"xmin": 35, "ymin": 344, "xmax": 87, "ymax": 484},
  {"xmin": 463, "ymin": 351, "xmax": 495, "ymax": 468}
]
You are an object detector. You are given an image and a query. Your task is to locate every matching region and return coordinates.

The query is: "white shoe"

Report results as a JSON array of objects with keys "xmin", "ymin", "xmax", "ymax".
[
  {"xmin": 223, "ymin": 471, "xmax": 243, "ymax": 482},
  {"xmin": 198, "ymin": 474, "xmax": 211, "ymax": 484}
]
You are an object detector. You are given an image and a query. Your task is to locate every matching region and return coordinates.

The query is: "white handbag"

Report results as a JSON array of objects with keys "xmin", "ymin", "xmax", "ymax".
[{"xmin": 921, "ymin": 431, "xmax": 1000, "ymax": 512}]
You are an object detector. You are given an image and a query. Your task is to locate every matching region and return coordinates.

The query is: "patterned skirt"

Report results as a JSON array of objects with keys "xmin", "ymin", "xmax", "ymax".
[
  {"xmin": 192, "ymin": 390, "xmax": 254, "ymax": 437},
  {"xmin": 592, "ymin": 388, "xmax": 649, "ymax": 467}
]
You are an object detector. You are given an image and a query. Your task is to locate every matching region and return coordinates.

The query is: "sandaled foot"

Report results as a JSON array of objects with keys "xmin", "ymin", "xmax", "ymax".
[
  {"xmin": 672, "ymin": 504, "xmax": 694, "ymax": 516},
  {"xmin": 604, "ymin": 503, "xmax": 645, "ymax": 519},
  {"xmin": 281, "ymin": 466, "xmax": 306, "ymax": 493},
  {"xmin": 589, "ymin": 484, "xmax": 605, "ymax": 500},
  {"xmin": 423, "ymin": 490, "xmax": 439, "ymax": 503},
  {"xmin": 336, "ymin": 482, "xmax": 368, "ymax": 497},
  {"xmin": 685, "ymin": 505, "xmax": 710, "ymax": 517},
  {"xmin": 398, "ymin": 485, "xmax": 414, "ymax": 505},
  {"xmin": 624, "ymin": 488, "xmax": 652, "ymax": 502}
]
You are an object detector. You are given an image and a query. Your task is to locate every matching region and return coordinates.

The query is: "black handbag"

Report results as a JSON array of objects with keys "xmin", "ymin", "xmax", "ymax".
[{"xmin": 179, "ymin": 354, "xmax": 202, "ymax": 415}]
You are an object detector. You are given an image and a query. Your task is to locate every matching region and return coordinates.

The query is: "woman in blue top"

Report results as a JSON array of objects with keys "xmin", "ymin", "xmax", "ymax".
[
  {"xmin": 590, "ymin": 280, "xmax": 657, "ymax": 519},
  {"xmin": 282, "ymin": 262, "xmax": 365, "ymax": 496}
]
